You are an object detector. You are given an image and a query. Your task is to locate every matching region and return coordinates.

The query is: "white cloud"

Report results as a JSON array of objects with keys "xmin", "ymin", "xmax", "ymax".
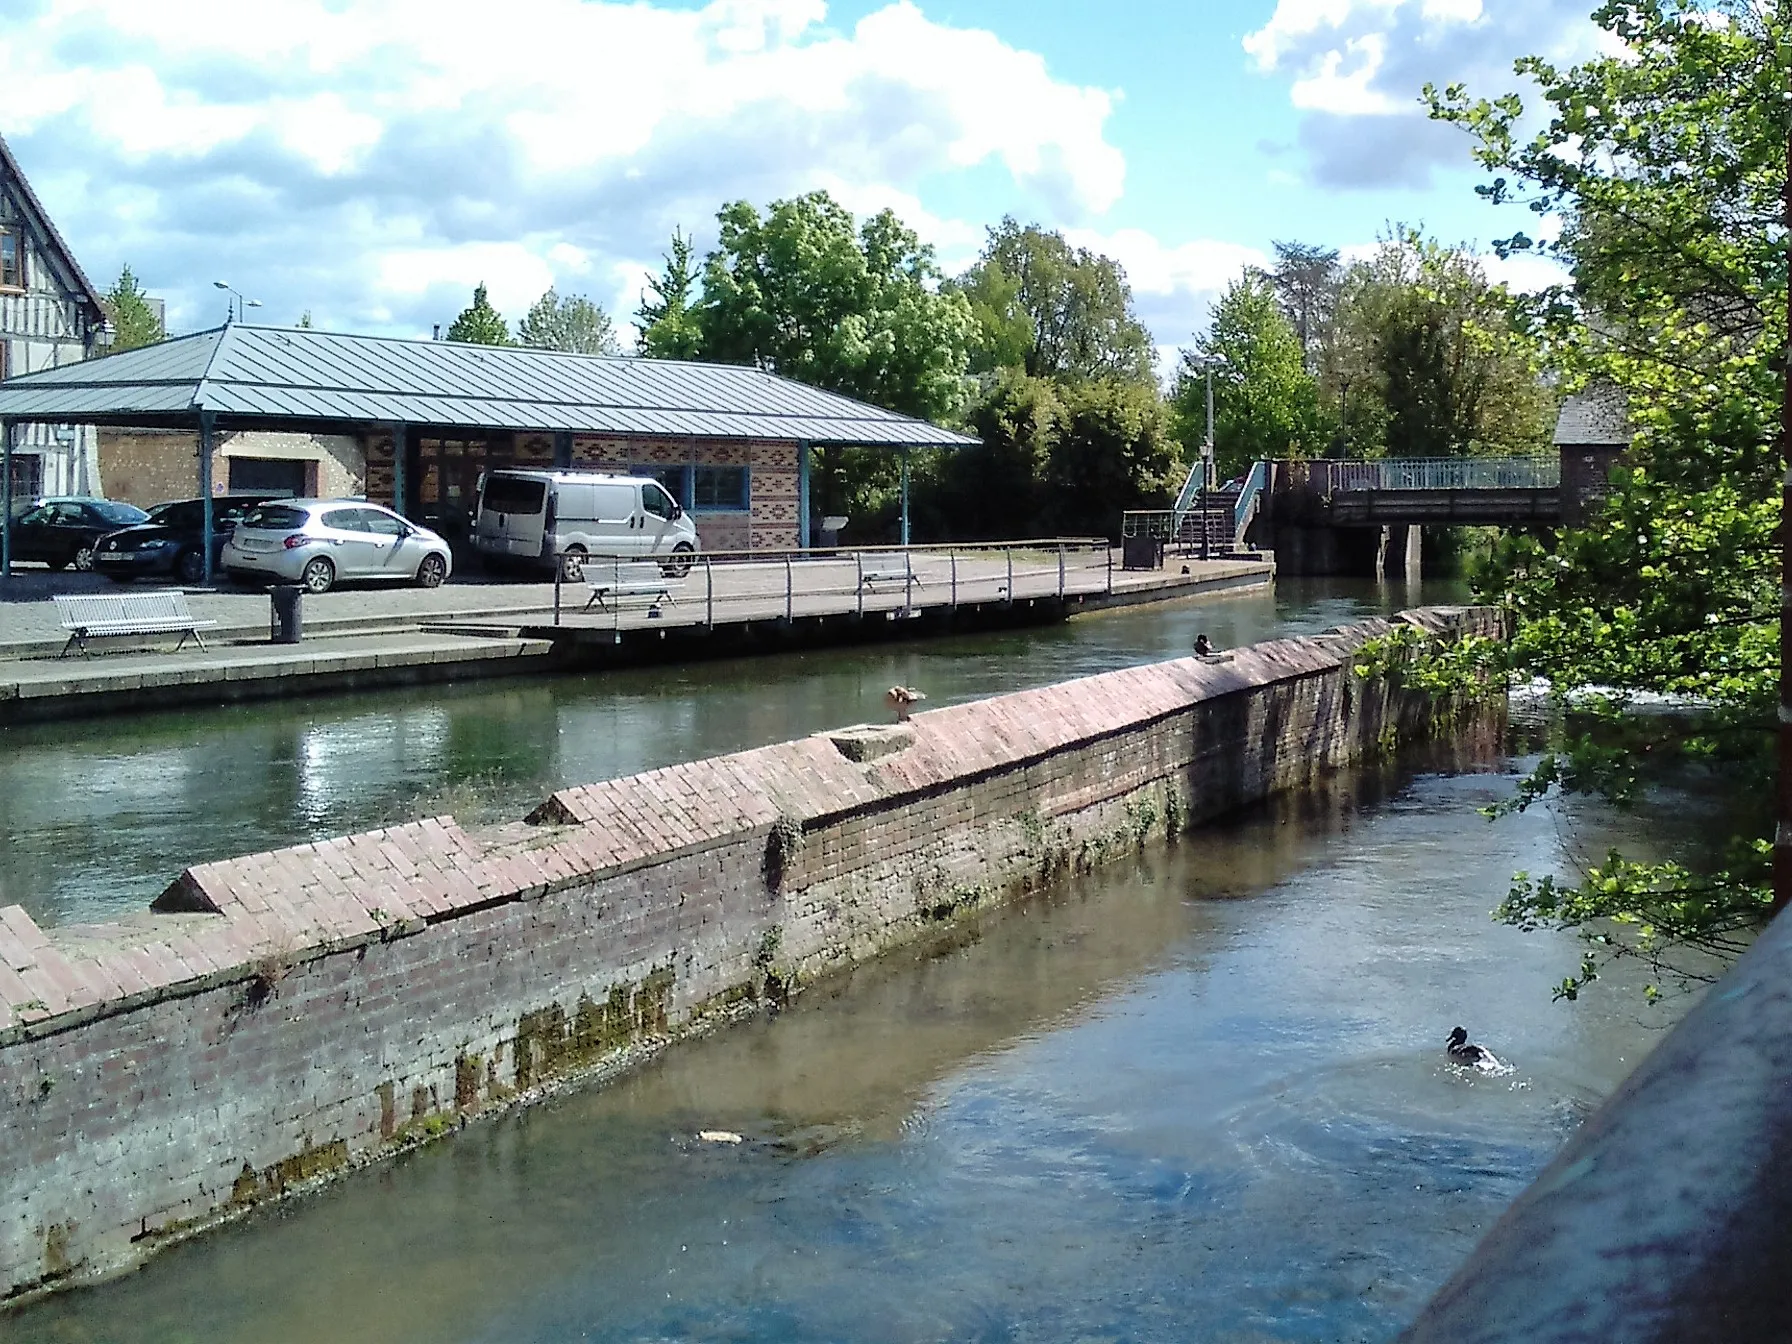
[
  {"xmin": 7, "ymin": 0, "xmax": 1126, "ymax": 337},
  {"xmin": 1243, "ymin": 0, "xmax": 1604, "ymax": 189}
]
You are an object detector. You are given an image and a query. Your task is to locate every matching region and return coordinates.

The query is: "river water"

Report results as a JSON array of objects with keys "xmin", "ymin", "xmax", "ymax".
[{"xmin": 2, "ymin": 580, "xmax": 1713, "ymax": 1341}]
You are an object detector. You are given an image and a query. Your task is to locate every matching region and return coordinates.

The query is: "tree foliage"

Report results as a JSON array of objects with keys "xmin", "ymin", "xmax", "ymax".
[
  {"xmin": 103, "ymin": 264, "xmax": 163, "ymax": 351},
  {"xmin": 1171, "ymin": 273, "xmax": 1326, "ymax": 478},
  {"xmin": 961, "ymin": 218, "xmax": 1156, "ymax": 385},
  {"xmin": 445, "ymin": 283, "xmax": 511, "ymax": 346},
  {"xmin": 636, "ymin": 228, "xmax": 704, "ymax": 359},
  {"xmin": 686, "ymin": 192, "xmax": 973, "ymax": 423},
  {"xmin": 517, "ymin": 288, "xmax": 619, "ymax": 356},
  {"xmin": 1268, "ymin": 241, "xmax": 1341, "ymax": 370},
  {"xmin": 1418, "ymin": 0, "xmax": 1788, "ymax": 997}
]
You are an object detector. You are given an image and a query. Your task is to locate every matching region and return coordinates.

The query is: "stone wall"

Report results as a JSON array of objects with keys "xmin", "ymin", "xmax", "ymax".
[
  {"xmin": 0, "ymin": 608, "xmax": 1498, "ymax": 1305},
  {"xmin": 100, "ymin": 429, "xmax": 363, "ymax": 507}
]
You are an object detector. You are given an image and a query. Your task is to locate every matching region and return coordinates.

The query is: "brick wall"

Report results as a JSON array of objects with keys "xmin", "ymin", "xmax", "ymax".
[{"xmin": 0, "ymin": 607, "xmax": 1499, "ymax": 1304}]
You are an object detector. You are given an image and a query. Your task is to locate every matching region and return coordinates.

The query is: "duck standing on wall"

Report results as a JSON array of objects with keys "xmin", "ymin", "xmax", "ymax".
[
  {"xmin": 1194, "ymin": 634, "xmax": 1214, "ymax": 657},
  {"xmin": 885, "ymin": 686, "xmax": 926, "ymax": 722},
  {"xmin": 1446, "ymin": 1026, "xmax": 1503, "ymax": 1071}
]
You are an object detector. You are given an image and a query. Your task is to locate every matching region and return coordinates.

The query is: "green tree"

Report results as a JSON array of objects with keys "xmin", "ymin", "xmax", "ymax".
[
  {"xmin": 103, "ymin": 264, "xmax": 163, "ymax": 351},
  {"xmin": 517, "ymin": 287, "xmax": 619, "ymax": 355},
  {"xmin": 1267, "ymin": 241, "xmax": 1341, "ymax": 370},
  {"xmin": 445, "ymin": 283, "xmax": 511, "ymax": 346},
  {"xmin": 950, "ymin": 261, "xmax": 1036, "ymax": 376},
  {"xmin": 1416, "ymin": 0, "xmax": 1788, "ymax": 997},
  {"xmin": 690, "ymin": 192, "xmax": 972, "ymax": 422},
  {"xmin": 636, "ymin": 229, "xmax": 704, "ymax": 359},
  {"xmin": 1321, "ymin": 230, "xmax": 1554, "ymax": 459},
  {"xmin": 962, "ymin": 219, "xmax": 1156, "ymax": 385},
  {"xmin": 923, "ymin": 370, "xmax": 1061, "ymax": 539},
  {"xmin": 1046, "ymin": 378, "xmax": 1179, "ymax": 538},
  {"xmin": 1172, "ymin": 274, "xmax": 1325, "ymax": 478}
]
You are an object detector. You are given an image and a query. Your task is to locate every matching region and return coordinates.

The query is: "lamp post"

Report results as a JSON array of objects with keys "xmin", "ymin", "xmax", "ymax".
[
  {"xmin": 212, "ymin": 281, "xmax": 261, "ymax": 323},
  {"xmin": 1188, "ymin": 353, "xmax": 1228, "ymax": 490}
]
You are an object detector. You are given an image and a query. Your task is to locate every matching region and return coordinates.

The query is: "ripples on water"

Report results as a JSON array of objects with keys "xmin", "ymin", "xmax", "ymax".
[{"xmin": 11, "ymin": 735, "xmax": 1693, "ymax": 1344}]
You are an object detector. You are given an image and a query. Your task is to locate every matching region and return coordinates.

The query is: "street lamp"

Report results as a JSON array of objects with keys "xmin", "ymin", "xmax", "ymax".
[
  {"xmin": 1188, "ymin": 353, "xmax": 1228, "ymax": 489},
  {"xmin": 212, "ymin": 281, "xmax": 262, "ymax": 323}
]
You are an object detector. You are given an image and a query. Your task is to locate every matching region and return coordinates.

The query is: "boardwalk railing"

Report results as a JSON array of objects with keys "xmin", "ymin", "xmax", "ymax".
[{"xmin": 547, "ymin": 540, "xmax": 1116, "ymax": 632}]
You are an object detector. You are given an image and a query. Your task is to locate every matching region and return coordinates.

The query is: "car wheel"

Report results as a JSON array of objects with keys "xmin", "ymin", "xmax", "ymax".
[
  {"xmin": 177, "ymin": 549, "xmax": 207, "ymax": 585},
  {"xmin": 300, "ymin": 556, "xmax": 336, "ymax": 594},
  {"xmin": 71, "ymin": 545, "xmax": 96, "ymax": 572},
  {"xmin": 662, "ymin": 542, "xmax": 696, "ymax": 579},
  {"xmin": 415, "ymin": 553, "xmax": 447, "ymax": 588},
  {"xmin": 560, "ymin": 544, "xmax": 587, "ymax": 582}
]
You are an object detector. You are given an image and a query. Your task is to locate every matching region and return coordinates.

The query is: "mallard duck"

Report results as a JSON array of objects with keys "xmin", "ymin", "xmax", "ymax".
[
  {"xmin": 884, "ymin": 686, "xmax": 926, "ymax": 722},
  {"xmin": 1446, "ymin": 1026, "xmax": 1500, "ymax": 1069}
]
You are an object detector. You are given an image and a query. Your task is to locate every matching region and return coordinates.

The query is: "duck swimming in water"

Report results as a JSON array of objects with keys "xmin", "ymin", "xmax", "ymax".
[{"xmin": 1446, "ymin": 1026, "xmax": 1502, "ymax": 1070}]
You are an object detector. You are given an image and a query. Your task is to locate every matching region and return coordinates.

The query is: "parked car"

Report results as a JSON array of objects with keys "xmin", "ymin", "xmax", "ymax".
[
  {"xmin": 221, "ymin": 499, "xmax": 452, "ymax": 594},
  {"xmin": 471, "ymin": 469, "xmax": 699, "ymax": 575},
  {"xmin": 7, "ymin": 497, "xmax": 151, "ymax": 571},
  {"xmin": 94, "ymin": 493, "xmax": 280, "ymax": 585}
]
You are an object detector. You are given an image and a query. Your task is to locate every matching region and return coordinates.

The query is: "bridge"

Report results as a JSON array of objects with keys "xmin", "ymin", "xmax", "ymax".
[{"xmin": 1124, "ymin": 455, "xmax": 1569, "ymax": 578}]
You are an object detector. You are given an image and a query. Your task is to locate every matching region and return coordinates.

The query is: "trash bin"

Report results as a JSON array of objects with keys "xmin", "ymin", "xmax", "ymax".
[
  {"xmin": 270, "ymin": 584, "xmax": 303, "ymax": 643},
  {"xmin": 1121, "ymin": 535, "xmax": 1164, "ymax": 571}
]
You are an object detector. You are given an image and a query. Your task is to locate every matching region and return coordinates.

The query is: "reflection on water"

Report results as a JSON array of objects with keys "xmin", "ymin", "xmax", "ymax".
[
  {"xmin": 9, "ymin": 741, "xmax": 1694, "ymax": 1344},
  {"xmin": 0, "ymin": 579, "xmax": 1461, "ymax": 926}
]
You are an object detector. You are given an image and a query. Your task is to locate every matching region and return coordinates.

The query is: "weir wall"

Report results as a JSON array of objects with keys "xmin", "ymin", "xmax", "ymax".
[{"xmin": 0, "ymin": 606, "xmax": 1499, "ymax": 1302}]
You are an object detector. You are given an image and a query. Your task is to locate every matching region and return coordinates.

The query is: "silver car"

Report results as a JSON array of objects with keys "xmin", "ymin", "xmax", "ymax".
[{"xmin": 222, "ymin": 499, "xmax": 452, "ymax": 594}]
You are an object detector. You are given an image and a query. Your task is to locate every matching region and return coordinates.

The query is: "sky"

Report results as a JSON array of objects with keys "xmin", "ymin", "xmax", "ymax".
[{"xmin": 2, "ymin": 0, "xmax": 1610, "ymax": 359}]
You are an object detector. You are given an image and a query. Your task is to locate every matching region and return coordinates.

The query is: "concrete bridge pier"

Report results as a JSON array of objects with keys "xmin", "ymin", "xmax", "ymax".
[{"xmin": 1377, "ymin": 524, "xmax": 1421, "ymax": 581}]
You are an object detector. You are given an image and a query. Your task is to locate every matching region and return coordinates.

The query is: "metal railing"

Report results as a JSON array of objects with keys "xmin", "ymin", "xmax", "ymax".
[
  {"xmin": 1233, "ymin": 460, "xmax": 1269, "ymax": 541},
  {"xmin": 1171, "ymin": 460, "xmax": 1206, "ymax": 528},
  {"xmin": 1309, "ymin": 457, "xmax": 1560, "ymax": 492},
  {"xmin": 545, "ymin": 540, "xmax": 1117, "ymax": 634},
  {"xmin": 1122, "ymin": 501, "xmax": 1243, "ymax": 559}
]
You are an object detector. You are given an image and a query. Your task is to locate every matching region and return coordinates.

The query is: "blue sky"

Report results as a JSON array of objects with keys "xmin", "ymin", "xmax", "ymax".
[{"xmin": 2, "ymin": 0, "xmax": 1603, "ymax": 353}]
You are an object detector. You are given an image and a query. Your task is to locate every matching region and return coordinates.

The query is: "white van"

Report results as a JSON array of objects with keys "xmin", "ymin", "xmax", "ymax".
[{"xmin": 472, "ymin": 469, "xmax": 700, "ymax": 574}]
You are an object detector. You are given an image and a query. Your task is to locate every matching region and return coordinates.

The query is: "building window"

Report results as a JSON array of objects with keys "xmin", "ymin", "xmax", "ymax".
[
  {"xmin": 693, "ymin": 465, "xmax": 749, "ymax": 512},
  {"xmin": 7, "ymin": 452, "xmax": 43, "ymax": 501},
  {"xmin": 633, "ymin": 465, "xmax": 687, "ymax": 507},
  {"xmin": 0, "ymin": 231, "xmax": 21, "ymax": 290}
]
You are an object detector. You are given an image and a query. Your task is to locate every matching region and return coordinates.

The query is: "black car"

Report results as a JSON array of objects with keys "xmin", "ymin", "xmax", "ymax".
[
  {"xmin": 9, "ymin": 497, "xmax": 151, "ymax": 571},
  {"xmin": 94, "ymin": 494, "xmax": 280, "ymax": 585}
]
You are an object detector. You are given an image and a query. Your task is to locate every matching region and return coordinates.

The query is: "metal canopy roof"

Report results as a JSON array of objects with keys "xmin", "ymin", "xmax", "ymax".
[{"xmin": 0, "ymin": 322, "xmax": 980, "ymax": 447}]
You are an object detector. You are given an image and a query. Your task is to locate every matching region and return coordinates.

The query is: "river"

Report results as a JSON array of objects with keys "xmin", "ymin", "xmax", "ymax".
[
  {"xmin": 7, "ymin": 737, "xmax": 1701, "ymax": 1342},
  {"xmin": 0, "ymin": 579, "xmax": 1714, "ymax": 1341}
]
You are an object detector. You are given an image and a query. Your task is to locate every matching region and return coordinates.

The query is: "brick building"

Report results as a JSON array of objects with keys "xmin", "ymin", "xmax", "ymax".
[
  {"xmin": 0, "ymin": 323, "xmax": 975, "ymax": 568},
  {"xmin": 1553, "ymin": 382, "xmax": 1632, "ymax": 527}
]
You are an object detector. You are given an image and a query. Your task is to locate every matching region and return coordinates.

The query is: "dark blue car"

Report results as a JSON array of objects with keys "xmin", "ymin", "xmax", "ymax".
[{"xmin": 94, "ymin": 494, "xmax": 279, "ymax": 585}]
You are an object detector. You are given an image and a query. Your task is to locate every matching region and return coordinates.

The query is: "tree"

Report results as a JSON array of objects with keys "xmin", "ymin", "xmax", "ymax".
[
  {"xmin": 961, "ymin": 219, "xmax": 1156, "ymax": 385},
  {"xmin": 1267, "ymin": 241, "xmax": 1340, "ymax": 370},
  {"xmin": 689, "ymin": 192, "xmax": 972, "ymax": 423},
  {"xmin": 296, "ymin": 311, "xmax": 313, "ymax": 329},
  {"xmin": 1171, "ymin": 274, "xmax": 1325, "ymax": 478},
  {"xmin": 1046, "ymin": 378, "xmax": 1180, "ymax": 538},
  {"xmin": 1415, "ymin": 0, "xmax": 1788, "ymax": 997},
  {"xmin": 103, "ymin": 265, "xmax": 163, "ymax": 351},
  {"xmin": 445, "ymin": 284, "xmax": 511, "ymax": 346},
  {"xmin": 636, "ymin": 229, "xmax": 704, "ymax": 359},
  {"xmin": 1321, "ymin": 230, "xmax": 1554, "ymax": 459},
  {"xmin": 922, "ymin": 370, "xmax": 1061, "ymax": 540},
  {"xmin": 517, "ymin": 288, "xmax": 619, "ymax": 355}
]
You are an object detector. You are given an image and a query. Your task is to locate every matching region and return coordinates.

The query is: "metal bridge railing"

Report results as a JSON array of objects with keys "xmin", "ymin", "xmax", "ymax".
[{"xmin": 1311, "ymin": 457, "xmax": 1560, "ymax": 492}]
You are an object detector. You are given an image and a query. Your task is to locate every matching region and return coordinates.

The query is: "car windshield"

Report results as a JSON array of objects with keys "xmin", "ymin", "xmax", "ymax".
[
  {"xmin": 241, "ymin": 504, "xmax": 309, "ymax": 530},
  {"xmin": 147, "ymin": 502, "xmax": 199, "ymax": 528},
  {"xmin": 92, "ymin": 501, "xmax": 149, "ymax": 525}
]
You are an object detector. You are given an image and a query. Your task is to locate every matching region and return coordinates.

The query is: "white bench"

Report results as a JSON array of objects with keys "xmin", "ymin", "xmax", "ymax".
[
  {"xmin": 583, "ymin": 561, "xmax": 682, "ymax": 613},
  {"xmin": 54, "ymin": 590, "xmax": 218, "ymax": 657},
  {"xmin": 857, "ymin": 556, "xmax": 920, "ymax": 592}
]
